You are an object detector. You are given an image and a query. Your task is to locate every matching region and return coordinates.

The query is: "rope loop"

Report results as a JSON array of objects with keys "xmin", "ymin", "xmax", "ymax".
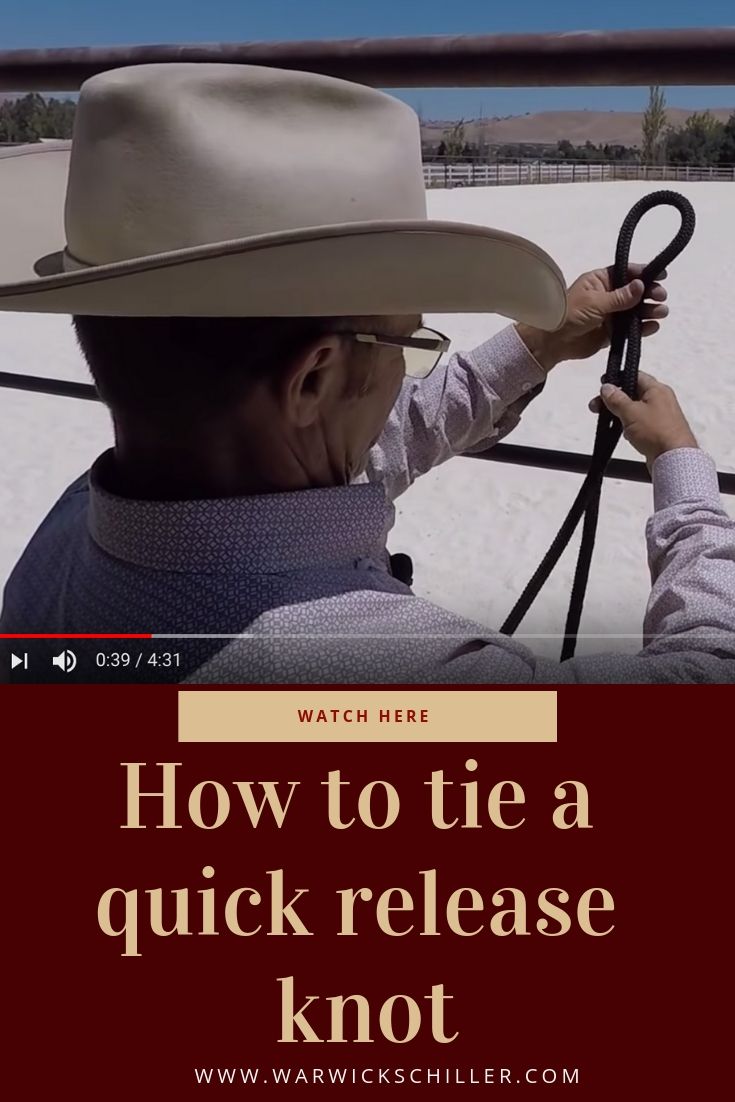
[{"xmin": 501, "ymin": 191, "xmax": 696, "ymax": 658}]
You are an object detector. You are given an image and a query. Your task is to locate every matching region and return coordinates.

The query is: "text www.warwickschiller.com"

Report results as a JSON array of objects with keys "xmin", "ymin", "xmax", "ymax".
[{"xmin": 193, "ymin": 1066, "xmax": 581, "ymax": 1086}]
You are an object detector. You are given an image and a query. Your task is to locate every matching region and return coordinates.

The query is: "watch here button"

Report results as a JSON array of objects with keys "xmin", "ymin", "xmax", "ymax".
[{"xmin": 178, "ymin": 690, "xmax": 556, "ymax": 743}]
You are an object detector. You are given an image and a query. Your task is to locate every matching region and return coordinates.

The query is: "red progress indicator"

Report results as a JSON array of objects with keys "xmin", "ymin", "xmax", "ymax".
[{"xmin": 0, "ymin": 633, "xmax": 152, "ymax": 639}]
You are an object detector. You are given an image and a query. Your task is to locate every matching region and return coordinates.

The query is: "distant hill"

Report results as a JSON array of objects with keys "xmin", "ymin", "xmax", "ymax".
[
  {"xmin": 421, "ymin": 107, "xmax": 734, "ymax": 149},
  {"xmin": 2, "ymin": 96, "xmax": 732, "ymax": 150}
]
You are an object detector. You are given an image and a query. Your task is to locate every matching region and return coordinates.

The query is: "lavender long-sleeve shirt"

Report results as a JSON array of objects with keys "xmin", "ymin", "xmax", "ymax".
[{"xmin": 1, "ymin": 326, "xmax": 733, "ymax": 683}]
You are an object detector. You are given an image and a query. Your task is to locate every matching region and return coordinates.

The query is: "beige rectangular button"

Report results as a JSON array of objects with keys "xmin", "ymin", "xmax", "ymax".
[{"xmin": 178, "ymin": 690, "xmax": 556, "ymax": 742}]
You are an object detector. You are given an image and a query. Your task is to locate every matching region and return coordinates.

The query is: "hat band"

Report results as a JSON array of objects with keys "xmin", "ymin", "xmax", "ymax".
[{"xmin": 62, "ymin": 247, "xmax": 93, "ymax": 273}]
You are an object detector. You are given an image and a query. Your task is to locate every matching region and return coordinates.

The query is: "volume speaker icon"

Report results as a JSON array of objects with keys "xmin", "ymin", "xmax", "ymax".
[{"xmin": 52, "ymin": 650, "xmax": 77, "ymax": 673}]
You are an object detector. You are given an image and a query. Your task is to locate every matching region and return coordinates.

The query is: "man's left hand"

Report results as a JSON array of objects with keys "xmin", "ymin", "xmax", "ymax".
[{"xmin": 515, "ymin": 264, "xmax": 669, "ymax": 372}]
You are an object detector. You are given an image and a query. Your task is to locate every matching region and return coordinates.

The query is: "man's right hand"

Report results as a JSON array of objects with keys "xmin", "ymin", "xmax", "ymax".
[{"xmin": 589, "ymin": 371, "xmax": 698, "ymax": 468}]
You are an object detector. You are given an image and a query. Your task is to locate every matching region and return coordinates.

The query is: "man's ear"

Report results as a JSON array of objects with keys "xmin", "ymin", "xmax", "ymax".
[{"xmin": 279, "ymin": 335, "xmax": 345, "ymax": 428}]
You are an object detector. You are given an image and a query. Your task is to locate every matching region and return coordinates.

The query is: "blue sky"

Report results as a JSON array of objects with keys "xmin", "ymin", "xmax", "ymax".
[{"xmin": 3, "ymin": 1, "xmax": 733, "ymax": 116}]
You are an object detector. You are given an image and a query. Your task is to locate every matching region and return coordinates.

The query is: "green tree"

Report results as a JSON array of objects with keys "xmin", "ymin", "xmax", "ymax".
[
  {"xmin": 666, "ymin": 111, "xmax": 726, "ymax": 165},
  {"xmin": 641, "ymin": 86, "xmax": 668, "ymax": 164},
  {"xmin": 441, "ymin": 120, "xmax": 466, "ymax": 163},
  {"xmin": 12, "ymin": 93, "xmax": 47, "ymax": 141},
  {"xmin": 717, "ymin": 112, "xmax": 735, "ymax": 164},
  {"xmin": 0, "ymin": 101, "xmax": 19, "ymax": 142},
  {"xmin": 0, "ymin": 93, "xmax": 76, "ymax": 143}
]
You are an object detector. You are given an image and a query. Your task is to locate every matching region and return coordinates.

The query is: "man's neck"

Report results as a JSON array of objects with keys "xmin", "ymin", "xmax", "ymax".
[{"xmin": 107, "ymin": 431, "xmax": 342, "ymax": 501}]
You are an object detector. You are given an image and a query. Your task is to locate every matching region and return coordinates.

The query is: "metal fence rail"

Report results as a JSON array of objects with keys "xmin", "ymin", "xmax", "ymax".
[
  {"xmin": 424, "ymin": 161, "xmax": 735, "ymax": 188},
  {"xmin": 0, "ymin": 369, "xmax": 733, "ymax": 495},
  {"xmin": 1, "ymin": 28, "xmax": 735, "ymax": 91}
]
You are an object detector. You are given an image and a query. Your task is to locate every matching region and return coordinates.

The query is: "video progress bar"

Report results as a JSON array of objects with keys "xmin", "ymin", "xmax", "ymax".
[
  {"xmin": 1, "ymin": 633, "xmax": 256, "ymax": 639},
  {"xmin": 1, "ymin": 633, "xmax": 252, "ymax": 639},
  {"xmin": 0, "ymin": 633, "xmax": 152, "ymax": 639},
  {"xmin": 2, "ymin": 633, "xmax": 253, "ymax": 640}
]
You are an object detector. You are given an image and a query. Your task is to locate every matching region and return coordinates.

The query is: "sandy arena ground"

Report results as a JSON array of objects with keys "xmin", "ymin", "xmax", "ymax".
[{"xmin": 0, "ymin": 180, "xmax": 733, "ymax": 656}]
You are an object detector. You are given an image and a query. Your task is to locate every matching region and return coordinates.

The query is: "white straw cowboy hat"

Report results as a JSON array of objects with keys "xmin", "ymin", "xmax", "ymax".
[{"xmin": 0, "ymin": 63, "xmax": 567, "ymax": 325}]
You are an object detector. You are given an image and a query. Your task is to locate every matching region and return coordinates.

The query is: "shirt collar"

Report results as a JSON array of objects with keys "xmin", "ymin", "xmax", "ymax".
[{"xmin": 87, "ymin": 451, "xmax": 394, "ymax": 573}]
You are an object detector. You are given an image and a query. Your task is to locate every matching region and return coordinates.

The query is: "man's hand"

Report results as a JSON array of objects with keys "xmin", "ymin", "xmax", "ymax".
[
  {"xmin": 515, "ymin": 264, "xmax": 669, "ymax": 371},
  {"xmin": 589, "ymin": 371, "xmax": 698, "ymax": 468}
]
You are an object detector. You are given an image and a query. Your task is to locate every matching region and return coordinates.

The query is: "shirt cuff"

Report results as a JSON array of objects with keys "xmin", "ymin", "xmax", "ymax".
[
  {"xmin": 652, "ymin": 448, "xmax": 722, "ymax": 512},
  {"xmin": 466, "ymin": 324, "xmax": 547, "ymax": 405}
]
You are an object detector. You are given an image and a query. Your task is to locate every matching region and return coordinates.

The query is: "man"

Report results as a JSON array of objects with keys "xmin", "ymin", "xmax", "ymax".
[{"xmin": 0, "ymin": 64, "xmax": 732, "ymax": 683}]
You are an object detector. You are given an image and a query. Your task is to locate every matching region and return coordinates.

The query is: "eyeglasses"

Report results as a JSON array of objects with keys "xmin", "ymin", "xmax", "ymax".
[{"xmin": 348, "ymin": 327, "xmax": 451, "ymax": 379}]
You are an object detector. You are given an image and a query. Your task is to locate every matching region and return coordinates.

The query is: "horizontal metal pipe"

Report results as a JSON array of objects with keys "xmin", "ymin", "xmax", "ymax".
[
  {"xmin": 0, "ymin": 371, "xmax": 99, "ymax": 402},
  {"xmin": 1, "ymin": 28, "xmax": 734, "ymax": 91},
  {"xmin": 1, "ymin": 370, "xmax": 733, "ymax": 495},
  {"xmin": 472, "ymin": 442, "xmax": 735, "ymax": 496}
]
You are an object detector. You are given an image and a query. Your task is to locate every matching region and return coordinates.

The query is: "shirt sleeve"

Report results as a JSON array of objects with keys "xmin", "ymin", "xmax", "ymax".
[
  {"xmin": 439, "ymin": 448, "xmax": 735, "ymax": 684},
  {"xmin": 365, "ymin": 324, "xmax": 547, "ymax": 500},
  {"xmin": 641, "ymin": 448, "xmax": 735, "ymax": 655}
]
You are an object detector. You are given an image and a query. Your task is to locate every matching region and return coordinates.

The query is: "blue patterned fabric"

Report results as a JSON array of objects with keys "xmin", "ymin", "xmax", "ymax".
[{"xmin": 2, "ymin": 325, "xmax": 734, "ymax": 683}]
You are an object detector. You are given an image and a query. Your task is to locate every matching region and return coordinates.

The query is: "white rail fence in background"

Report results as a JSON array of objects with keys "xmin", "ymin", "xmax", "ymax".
[{"xmin": 423, "ymin": 161, "xmax": 735, "ymax": 188}]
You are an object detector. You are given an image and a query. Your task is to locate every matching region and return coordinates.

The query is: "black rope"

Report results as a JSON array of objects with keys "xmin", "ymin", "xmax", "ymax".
[{"xmin": 501, "ymin": 190, "xmax": 697, "ymax": 658}]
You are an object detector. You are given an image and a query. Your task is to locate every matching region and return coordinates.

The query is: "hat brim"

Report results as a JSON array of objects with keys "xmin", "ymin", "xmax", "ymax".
[{"xmin": 0, "ymin": 144, "xmax": 567, "ymax": 329}]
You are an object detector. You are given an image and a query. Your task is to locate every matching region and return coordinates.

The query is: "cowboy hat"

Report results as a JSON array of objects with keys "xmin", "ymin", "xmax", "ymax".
[{"xmin": 0, "ymin": 63, "xmax": 567, "ymax": 326}]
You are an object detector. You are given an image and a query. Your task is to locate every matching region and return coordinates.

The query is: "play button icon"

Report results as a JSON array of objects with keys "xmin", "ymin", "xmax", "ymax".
[{"xmin": 11, "ymin": 653, "xmax": 28, "ymax": 670}]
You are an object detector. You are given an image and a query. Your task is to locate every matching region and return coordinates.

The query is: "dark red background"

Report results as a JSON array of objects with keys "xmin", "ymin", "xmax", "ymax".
[{"xmin": 3, "ymin": 687, "xmax": 730, "ymax": 1099}]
